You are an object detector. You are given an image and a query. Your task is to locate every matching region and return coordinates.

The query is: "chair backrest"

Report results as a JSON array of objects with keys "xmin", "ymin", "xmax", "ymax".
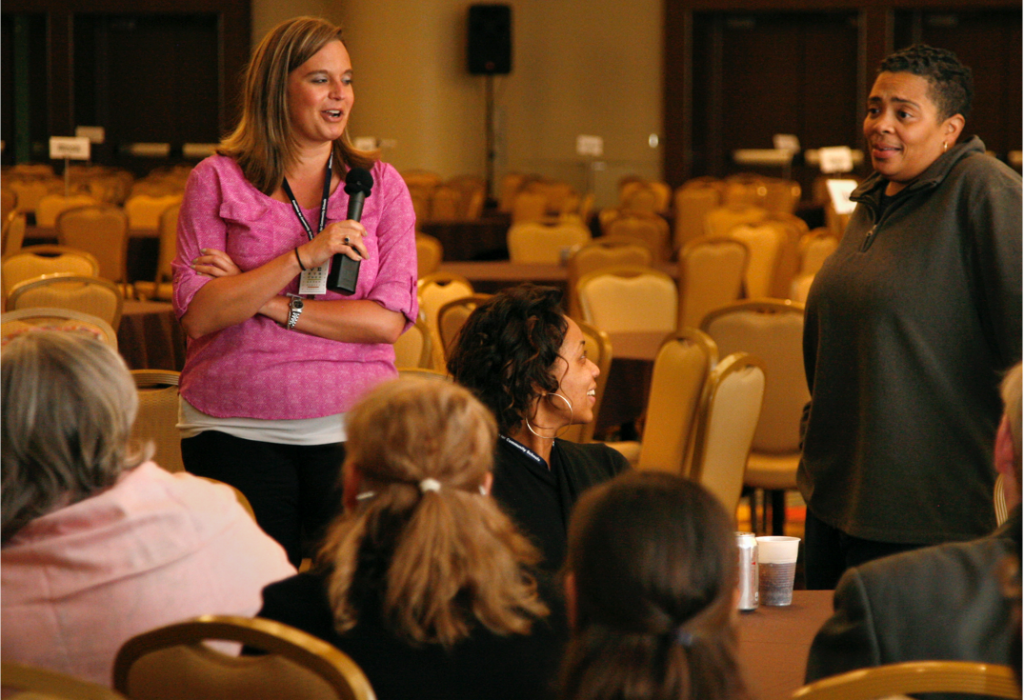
[
  {"xmin": 603, "ymin": 213, "xmax": 671, "ymax": 262},
  {"xmin": 113, "ymin": 615, "xmax": 377, "ymax": 700},
  {"xmin": 393, "ymin": 315, "xmax": 434, "ymax": 369},
  {"xmin": 635, "ymin": 329, "xmax": 718, "ymax": 475},
  {"xmin": 677, "ymin": 236, "xmax": 749, "ymax": 330},
  {"xmin": 1, "ymin": 307, "xmax": 118, "ymax": 350},
  {"xmin": 4, "ymin": 210, "xmax": 27, "ymax": 257},
  {"xmin": 761, "ymin": 178, "xmax": 801, "ymax": 214},
  {"xmin": 1, "ymin": 661, "xmax": 128, "ymax": 700},
  {"xmin": 2, "ymin": 246, "xmax": 102, "ymax": 298},
  {"xmin": 566, "ymin": 236, "xmax": 654, "ymax": 319},
  {"xmin": 577, "ymin": 265, "xmax": 677, "ymax": 334},
  {"xmin": 35, "ymin": 194, "xmax": 100, "ymax": 227},
  {"xmin": 728, "ymin": 222, "xmax": 785, "ymax": 299},
  {"xmin": 799, "ymin": 229, "xmax": 839, "ymax": 276},
  {"xmin": 507, "ymin": 221, "xmax": 591, "ymax": 264},
  {"xmin": 56, "ymin": 206, "xmax": 130, "ymax": 283},
  {"xmin": 510, "ymin": 190, "xmax": 550, "ymax": 224},
  {"xmin": 560, "ymin": 321, "xmax": 613, "ymax": 445},
  {"xmin": 132, "ymin": 370, "xmax": 185, "ymax": 473},
  {"xmin": 429, "ymin": 184, "xmax": 461, "ymax": 221},
  {"xmin": 125, "ymin": 194, "xmax": 183, "ymax": 230},
  {"xmin": 689, "ymin": 352, "xmax": 766, "ymax": 516},
  {"xmin": 722, "ymin": 174, "xmax": 768, "ymax": 209},
  {"xmin": 673, "ymin": 179, "xmax": 722, "ymax": 252},
  {"xmin": 415, "ymin": 233, "xmax": 444, "ymax": 278},
  {"xmin": 155, "ymin": 202, "xmax": 182, "ymax": 285},
  {"xmin": 437, "ymin": 293, "xmax": 493, "ymax": 366},
  {"xmin": 447, "ymin": 175, "xmax": 486, "ymax": 219},
  {"xmin": 10, "ymin": 179, "xmax": 59, "ymax": 214},
  {"xmin": 791, "ymin": 661, "xmax": 1020, "ymax": 700},
  {"xmin": 704, "ymin": 204, "xmax": 767, "ymax": 239},
  {"xmin": 498, "ymin": 172, "xmax": 527, "ymax": 213},
  {"xmin": 417, "ymin": 273, "xmax": 474, "ymax": 371},
  {"xmin": 791, "ymin": 273, "xmax": 815, "ymax": 304},
  {"xmin": 7, "ymin": 274, "xmax": 124, "ymax": 328},
  {"xmin": 1, "ymin": 188, "xmax": 16, "ymax": 222},
  {"xmin": 701, "ymin": 300, "xmax": 807, "ymax": 453},
  {"xmin": 620, "ymin": 180, "xmax": 670, "ymax": 215}
]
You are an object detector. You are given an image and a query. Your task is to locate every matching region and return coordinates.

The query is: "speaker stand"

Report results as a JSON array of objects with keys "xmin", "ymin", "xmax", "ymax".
[{"xmin": 484, "ymin": 73, "xmax": 498, "ymax": 209}]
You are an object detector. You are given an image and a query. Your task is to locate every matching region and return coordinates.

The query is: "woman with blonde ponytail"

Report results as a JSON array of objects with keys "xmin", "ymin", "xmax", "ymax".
[
  {"xmin": 256, "ymin": 377, "xmax": 564, "ymax": 700},
  {"xmin": 560, "ymin": 472, "xmax": 750, "ymax": 700}
]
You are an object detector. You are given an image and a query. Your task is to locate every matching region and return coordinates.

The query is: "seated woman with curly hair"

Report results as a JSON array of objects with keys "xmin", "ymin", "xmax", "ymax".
[
  {"xmin": 447, "ymin": 284, "xmax": 629, "ymax": 571},
  {"xmin": 256, "ymin": 377, "xmax": 564, "ymax": 700}
]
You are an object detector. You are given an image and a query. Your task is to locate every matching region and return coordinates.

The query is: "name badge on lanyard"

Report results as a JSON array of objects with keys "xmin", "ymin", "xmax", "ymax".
[{"xmin": 282, "ymin": 153, "xmax": 333, "ymax": 296}]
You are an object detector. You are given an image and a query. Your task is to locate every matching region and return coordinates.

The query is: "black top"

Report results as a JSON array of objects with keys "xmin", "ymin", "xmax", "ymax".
[
  {"xmin": 491, "ymin": 437, "xmax": 630, "ymax": 571},
  {"xmin": 258, "ymin": 570, "xmax": 566, "ymax": 700}
]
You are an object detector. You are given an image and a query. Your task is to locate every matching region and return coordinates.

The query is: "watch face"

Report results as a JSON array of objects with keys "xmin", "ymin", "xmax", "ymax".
[{"xmin": 291, "ymin": 298, "xmax": 304, "ymax": 310}]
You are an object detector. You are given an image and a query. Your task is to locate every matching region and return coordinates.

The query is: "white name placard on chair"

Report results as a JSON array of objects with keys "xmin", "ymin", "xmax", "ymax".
[{"xmin": 49, "ymin": 136, "xmax": 91, "ymax": 160}]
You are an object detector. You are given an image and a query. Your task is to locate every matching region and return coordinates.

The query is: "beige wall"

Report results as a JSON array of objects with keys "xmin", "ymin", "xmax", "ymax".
[{"xmin": 252, "ymin": 0, "xmax": 662, "ymax": 206}]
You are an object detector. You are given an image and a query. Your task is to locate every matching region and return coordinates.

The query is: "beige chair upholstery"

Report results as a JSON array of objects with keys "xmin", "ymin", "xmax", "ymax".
[
  {"xmin": 825, "ymin": 201, "xmax": 853, "ymax": 238},
  {"xmin": 113, "ymin": 615, "xmax": 377, "ymax": 700},
  {"xmin": 689, "ymin": 352, "xmax": 766, "ymax": 518},
  {"xmin": 401, "ymin": 169, "xmax": 443, "ymax": 190},
  {"xmin": 437, "ymin": 293, "xmax": 493, "ymax": 366},
  {"xmin": 447, "ymin": 175, "xmax": 487, "ymax": 220},
  {"xmin": 673, "ymin": 179, "xmax": 722, "ymax": 253},
  {"xmin": 509, "ymin": 190, "xmax": 549, "ymax": 224},
  {"xmin": 132, "ymin": 370, "xmax": 185, "ymax": 473},
  {"xmin": 627, "ymin": 329, "xmax": 718, "ymax": 474},
  {"xmin": 761, "ymin": 178, "xmax": 801, "ymax": 214},
  {"xmin": 35, "ymin": 194, "xmax": 100, "ymax": 227},
  {"xmin": 1, "ymin": 188, "xmax": 16, "ymax": 223},
  {"xmin": 799, "ymin": 229, "xmax": 839, "ymax": 276},
  {"xmin": 603, "ymin": 213, "xmax": 671, "ymax": 262},
  {"xmin": 3, "ymin": 211, "xmax": 27, "ymax": 257},
  {"xmin": 9, "ymin": 179, "xmax": 59, "ymax": 215},
  {"xmin": 728, "ymin": 223, "xmax": 786, "ymax": 299},
  {"xmin": 560, "ymin": 321, "xmax": 613, "ymax": 445},
  {"xmin": 702, "ymin": 300, "xmax": 806, "ymax": 533},
  {"xmin": 791, "ymin": 274, "xmax": 815, "ymax": 304},
  {"xmin": 415, "ymin": 234, "xmax": 444, "ymax": 278},
  {"xmin": 429, "ymin": 184, "xmax": 460, "ymax": 221},
  {"xmin": 56, "ymin": 206, "xmax": 130, "ymax": 285},
  {"xmin": 408, "ymin": 187, "xmax": 432, "ymax": 227},
  {"xmin": 417, "ymin": 273, "xmax": 474, "ymax": 371},
  {"xmin": 125, "ymin": 194, "xmax": 183, "ymax": 230},
  {"xmin": 393, "ymin": 316, "xmax": 434, "ymax": 369},
  {"xmin": 704, "ymin": 204, "xmax": 767, "ymax": 240},
  {"xmin": 7, "ymin": 274, "xmax": 124, "ymax": 328},
  {"xmin": 2, "ymin": 246, "xmax": 101, "ymax": 297},
  {"xmin": 498, "ymin": 172, "xmax": 527, "ymax": 213},
  {"xmin": 397, "ymin": 367, "xmax": 451, "ymax": 382},
  {"xmin": 2, "ymin": 661, "xmax": 128, "ymax": 700},
  {"xmin": 507, "ymin": 221, "xmax": 591, "ymax": 264},
  {"xmin": 791, "ymin": 661, "xmax": 1019, "ymax": 700},
  {"xmin": 677, "ymin": 237, "xmax": 749, "ymax": 331},
  {"xmin": 566, "ymin": 236, "xmax": 654, "ymax": 319},
  {"xmin": 577, "ymin": 265, "xmax": 677, "ymax": 334},
  {"xmin": 1, "ymin": 308, "xmax": 118, "ymax": 350},
  {"xmin": 722, "ymin": 174, "xmax": 768, "ymax": 209},
  {"xmin": 135, "ymin": 202, "xmax": 181, "ymax": 301}
]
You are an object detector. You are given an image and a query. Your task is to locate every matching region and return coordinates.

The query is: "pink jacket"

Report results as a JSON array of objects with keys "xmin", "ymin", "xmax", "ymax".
[
  {"xmin": 1, "ymin": 462, "xmax": 295, "ymax": 687},
  {"xmin": 172, "ymin": 155, "xmax": 419, "ymax": 420}
]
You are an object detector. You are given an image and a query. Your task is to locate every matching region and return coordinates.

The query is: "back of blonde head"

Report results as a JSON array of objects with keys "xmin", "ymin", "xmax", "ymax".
[{"xmin": 319, "ymin": 377, "xmax": 547, "ymax": 646}]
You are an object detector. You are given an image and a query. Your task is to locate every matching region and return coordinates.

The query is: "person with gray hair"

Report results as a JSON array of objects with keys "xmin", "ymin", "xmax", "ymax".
[
  {"xmin": 805, "ymin": 362, "xmax": 1023, "ymax": 681},
  {"xmin": 1, "ymin": 330, "xmax": 294, "ymax": 687}
]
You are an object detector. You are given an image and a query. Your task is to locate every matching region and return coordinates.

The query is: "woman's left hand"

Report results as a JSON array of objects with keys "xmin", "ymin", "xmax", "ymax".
[{"xmin": 192, "ymin": 248, "xmax": 242, "ymax": 278}]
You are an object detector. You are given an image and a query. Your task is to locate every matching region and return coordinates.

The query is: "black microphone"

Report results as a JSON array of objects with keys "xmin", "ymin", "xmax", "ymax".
[{"xmin": 327, "ymin": 167, "xmax": 374, "ymax": 294}]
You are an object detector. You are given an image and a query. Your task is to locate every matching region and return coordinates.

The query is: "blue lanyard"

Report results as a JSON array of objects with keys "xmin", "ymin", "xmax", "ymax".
[{"xmin": 281, "ymin": 152, "xmax": 334, "ymax": 241}]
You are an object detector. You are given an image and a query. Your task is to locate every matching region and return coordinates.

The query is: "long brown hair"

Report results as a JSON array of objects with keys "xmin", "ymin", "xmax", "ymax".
[
  {"xmin": 219, "ymin": 16, "xmax": 377, "ymax": 194},
  {"xmin": 317, "ymin": 377, "xmax": 548, "ymax": 647},
  {"xmin": 560, "ymin": 472, "xmax": 750, "ymax": 700}
]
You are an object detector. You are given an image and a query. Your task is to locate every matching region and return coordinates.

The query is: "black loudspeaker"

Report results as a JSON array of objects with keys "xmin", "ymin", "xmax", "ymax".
[{"xmin": 468, "ymin": 4, "xmax": 512, "ymax": 75}]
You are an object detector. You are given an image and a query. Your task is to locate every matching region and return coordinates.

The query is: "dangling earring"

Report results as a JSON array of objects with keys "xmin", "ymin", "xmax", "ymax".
[
  {"xmin": 525, "ymin": 392, "xmax": 575, "ymax": 440},
  {"xmin": 943, "ymin": 141, "xmax": 948, "ymax": 153}
]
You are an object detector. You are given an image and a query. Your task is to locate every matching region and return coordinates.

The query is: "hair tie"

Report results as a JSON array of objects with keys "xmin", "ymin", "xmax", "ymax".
[
  {"xmin": 419, "ymin": 478, "xmax": 442, "ymax": 494},
  {"xmin": 673, "ymin": 628, "xmax": 695, "ymax": 648}
]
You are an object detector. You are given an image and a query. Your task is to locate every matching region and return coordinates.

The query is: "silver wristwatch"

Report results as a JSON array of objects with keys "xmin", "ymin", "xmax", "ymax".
[{"xmin": 285, "ymin": 295, "xmax": 304, "ymax": 330}]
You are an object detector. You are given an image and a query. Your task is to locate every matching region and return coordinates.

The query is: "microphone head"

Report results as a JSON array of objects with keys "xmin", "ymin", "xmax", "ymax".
[{"xmin": 344, "ymin": 167, "xmax": 374, "ymax": 196}]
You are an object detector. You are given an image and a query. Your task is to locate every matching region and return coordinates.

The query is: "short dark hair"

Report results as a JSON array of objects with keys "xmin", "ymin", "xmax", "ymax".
[
  {"xmin": 447, "ymin": 284, "xmax": 568, "ymax": 435},
  {"xmin": 879, "ymin": 43, "xmax": 973, "ymax": 121},
  {"xmin": 560, "ymin": 472, "xmax": 749, "ymax": 700}
]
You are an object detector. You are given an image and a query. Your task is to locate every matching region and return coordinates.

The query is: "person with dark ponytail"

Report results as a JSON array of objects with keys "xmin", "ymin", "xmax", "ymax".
[
  {"xmin": 256, "ymin": 377, "xmax": 564, "ymax": 700},
  {"xmin": 560, "ymin": 471, "xmax": 751, "ymax": 700}
]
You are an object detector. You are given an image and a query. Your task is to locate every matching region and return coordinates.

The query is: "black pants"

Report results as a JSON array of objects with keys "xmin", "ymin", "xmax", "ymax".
[
  {"xmin": 804, "ymin": 509, "xmax": 924, "ymax": 590},
  {"xmin": 181, "ymin": 431, "xmax": 346, "ymax": 567}
]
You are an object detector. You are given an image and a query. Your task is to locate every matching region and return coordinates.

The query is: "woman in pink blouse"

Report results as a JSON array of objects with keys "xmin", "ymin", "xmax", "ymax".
[{"xmin": 172, "ymin": 17, "xmax": 418, "ymax": 566}]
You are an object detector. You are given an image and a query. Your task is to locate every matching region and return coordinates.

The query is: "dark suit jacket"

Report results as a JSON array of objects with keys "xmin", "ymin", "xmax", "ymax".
[{"xmin": 806, "ymin": 506, "xmax": 1021, "ymax": 692}]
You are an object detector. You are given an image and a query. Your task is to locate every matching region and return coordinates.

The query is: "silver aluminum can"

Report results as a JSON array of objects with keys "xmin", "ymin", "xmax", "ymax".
[{"xmin": 736, "ymin": 532, "xmax": 759, "ymax": 611}]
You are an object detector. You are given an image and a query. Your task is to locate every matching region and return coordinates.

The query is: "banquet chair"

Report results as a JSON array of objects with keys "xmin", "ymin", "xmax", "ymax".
[
  {"xmin": 798, "ymin": 229, "xmax": 840, "ymax": 277},
  {"xmin": 761, "ymin": 178, "xmax": 802, "ymax": 215},
  {"xmin": 677, "ymin": 237, "xmax": 749, "ymax": 331},
  {"xmin": 393, "ymin": 316, "xmax": 434, "ymax": 369},
  {"xmin": 3, "ymin": 210, "xmax": 27, "ymax": 257},
  {"xmin": 132, "ymin": 370, "xmax": 185, "ymax": 473},
  {"xmin": 702, "ymin": 300, "xmax": 806, "ymax": 534},
  {"xmin": 397, "ymin": 367, "xmax": 451, "ymax": 381},
  {"xmin": 415, "ymin": 233, "xmax": 444, "ymax": 278},
  {"xmin": 498, "ymin": 172, "xmax": 527, "ymax": 213},
  {"xmin": 437, "ymin": 293, "xmax": 493, "ymax": 365},
  {"xmin": 728, "ymin": 222, "xmax": 786, "ymax": 299},
  {"xmin": 1, "ymin": 308, "xmax": 118, "ymax": 350},
  {"xmin": 704, "ymin": 204, "xmax": 767, "ymax": 240},
  {"xmin": 673, "ymin": 178, "xmax": 722, "ymax": 253},
  {"xmin": 689, "ymin": 352, "xmax": 766, "ymax": 518},
  {"xmin": 723, "ymin": 174, "xmax": 768, "ymax": 209},
  {"xmin": 791, "ymin": 274, "xmax": 816, "ymax": 304},
  {"xmin": 401, "ymin": 169, "xmax": 443, "ymax": 190},
  {"xmin": 135, "ymin": 202, "xmax": 181, "ymax": 301},
  {"xmin": 621, "ymin": 329, "xmax": 718, "ymax": 472},
  {"xmin": 507, "ymin": 221, "xmax": 591, "ymax": 264},
  {"xmin": 1, "ymin": 661, "xmax": 128, "ymax": 700},
  {"xmin": 408, "ymin": 187, "xmax": 432, "ymax": 226},
  {"xmin": 791, "ymin": 661, "xmax": 1019, "ymax": 700},
  {"xmin": 1, "ymin": 188, "xmax": 16, "ymax": 222},
  {"xmin": 417, "ymin": 272, "xmax": 474, "ymax": 371},
  {"xmin": 603, "ymin": 212, "xmax": 671, "ymax": 262},
  {"xmin": 447, "ymin": 175, "xmax": 486, "ymax": 219},
  {"xmin": 113, "ymin": 615, "xmax": 377, "ymax": 700},
  {"xmin": 2, "ymin": 246, "xmax": 101, "ymax": 298},
  {"xmin": 577, "ymin": 265, "xmax": 677, "ymax": 334},
  {"xmin": 560, "ymin": 321, "xmax": 612, "ymax": 445},
  {"xmin": 56, "ymin": 205, "xmax": 131, "ymax": 292},
  {"xmin": 825, "ymin": 202, "xmax": 853, "ymax": 238},
  {"xmin": 566, "ymin": 236, "xmax": 654, "ymax": 319},
  {"xmin": 510, "ymin": 190, "xmax": 551, "ymax": 224},
  {"xmin": 9, "ymin": 178, "xmax": 59, "ymax": 217},
  {"xmin": 7, "ymin": 274, "xmax": 124, "ymax": 328},
  {"xmin": 429, "ymin": 184, "xmax": 461, "ymax": 221},
  {"xmin": 125, "ymin": 194, "xmax": 183, "ymax": 230},
  {"xmin": 35, "ymin": 194, "xmax": 100, "ymax": 227}
]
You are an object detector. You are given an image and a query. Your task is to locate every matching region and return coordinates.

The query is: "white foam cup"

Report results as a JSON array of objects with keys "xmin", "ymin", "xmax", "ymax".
[
  {"xmin": 755, "ymin": 536, "xmax": 800, "ymax": 606},
  {"xmin": 755, "ymin": 536, "xmax": 800, "ymax": 564}
]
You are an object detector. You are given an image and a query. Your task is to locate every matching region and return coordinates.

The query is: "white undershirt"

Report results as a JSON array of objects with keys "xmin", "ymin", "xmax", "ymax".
[{"xmin": 178, "ymin": 397, "xmax": 347, "ymax": 445}]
